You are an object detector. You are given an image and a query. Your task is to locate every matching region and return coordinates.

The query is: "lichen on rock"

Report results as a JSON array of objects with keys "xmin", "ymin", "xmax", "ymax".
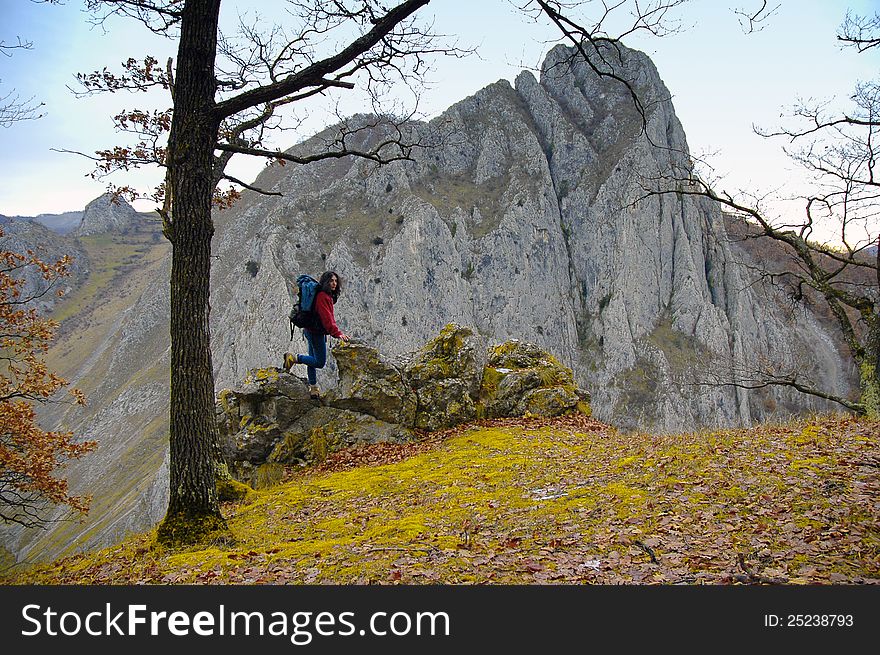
[
  {"xmin": 325, "ymin": 341, "xmax": 415, "ymax": 425},
  {"xmin": 404, "ymin": 323, "xmax": 486, "ymax": 431},
  {"xmin": 480, "ymin": 338, "xmax": 590, "ymax": 418},
  {"xmin": 214, "ymin": 323, "xmax": 590, "ymax": 486}
]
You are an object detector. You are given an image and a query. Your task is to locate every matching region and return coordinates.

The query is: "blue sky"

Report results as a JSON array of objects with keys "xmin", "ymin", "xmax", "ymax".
[{"xmin": 1, "ymin": 0, "xmax": 877, "ymax": 232}]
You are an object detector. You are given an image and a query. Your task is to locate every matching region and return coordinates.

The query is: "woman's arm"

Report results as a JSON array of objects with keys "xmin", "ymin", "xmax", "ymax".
[{"xmin": 315, "ymin": 293, "xmax": 346, "ymax": 340}]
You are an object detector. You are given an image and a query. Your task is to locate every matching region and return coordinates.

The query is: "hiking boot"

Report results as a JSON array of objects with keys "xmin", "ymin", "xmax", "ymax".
[
  {"xmin": 282, "ymin": 352, "xmax": 296, "ymax": 372},
  {"xmin": 309, "ymin": 384, "xmax": 320, "ymax": 400}
]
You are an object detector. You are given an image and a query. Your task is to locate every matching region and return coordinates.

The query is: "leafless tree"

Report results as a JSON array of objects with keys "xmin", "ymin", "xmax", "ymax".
[
  {"xmin": 0, "ymin": 37, "xmax": 46, "ymax": 128},
  {"xmin": 839, "ymin": 9, "xmax": 880, "ymax": 52},
  {"xmin": 70, "ymin": 0, "xmax": 469, "ymax": 546},
  {"xmin": 733, "ymin": 0, "xmax": 780, "ymax": 34}
]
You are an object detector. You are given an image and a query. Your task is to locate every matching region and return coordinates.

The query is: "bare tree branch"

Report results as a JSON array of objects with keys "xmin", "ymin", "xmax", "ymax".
[
  {"xmin": 709, "ymin": 372, "xmax": 865, "ymax": 414},
  {"xmin": 733, "ymin": 0, "xmax": 780, "ymax": 34},
  {"xmin": 839, "ymin": 10, "xmax": 880, "ymax": 52},
  {"xmin": 219, "ymin": 173, "xmax": 282, "ymax": 197},
  {"xmin": 84, "ymin": 0, "xmax": 184, "ymax": 34},
  {"xmin": 0, "ymin": 92, "xmax": 46, "ymax": 128},
  {"xmin": 214, "ymin": 0, "xmax": 431, "ymax": 120},
  {"xmin": 0, "ymin": 36, "xmax": 34, "ymax": 55},
  {"xmin": 0, "ymin": 35, "xmax": 45, "ymax": 126}
]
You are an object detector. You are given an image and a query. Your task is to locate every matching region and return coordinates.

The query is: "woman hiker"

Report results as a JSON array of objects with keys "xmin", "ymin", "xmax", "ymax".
[{"xmin": 283, "ymin": 271, "xmax": 349, "ymax": 399}]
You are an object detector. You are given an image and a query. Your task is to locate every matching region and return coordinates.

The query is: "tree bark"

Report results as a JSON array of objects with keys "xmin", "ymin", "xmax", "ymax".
[
  {"xmin": 859, "ymin": 315, "xmax": 880, "ymax": 419},
  {"xmin": 156, "ymin": 0, "xmax": 229, "ymax": 546}
]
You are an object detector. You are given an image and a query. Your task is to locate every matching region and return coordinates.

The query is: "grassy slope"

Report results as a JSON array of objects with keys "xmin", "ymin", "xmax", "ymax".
[
  {"xmin": 8, "ymin": 227, "xmax": 172, "ymax": 564},
  {"xmin": 50, "ymin": 229, "xmax": 169, "ymax": 386},
  {"xmin": 7, "ymin": 413, "xmax": 877, "ymax": 585}
]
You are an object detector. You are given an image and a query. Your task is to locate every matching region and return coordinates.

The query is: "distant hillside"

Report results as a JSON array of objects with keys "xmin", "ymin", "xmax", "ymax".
[
  {"xmin": 1, "ymin": 194, "xmax": 161, "ymax": 236},
  {"xmin": 0, "ymin": 215, "xmax": 88, "ymax": 314},
  {"xmin": 34, "ymin": 211, "xmax": 83, "ymax": 234},
  {"xmin": 0, "ymin": 211, "xmax": 83, "ymax": 234},
  {"xmin": 0, "ymin": 204, "xmax": 171, "ymax": 569}
]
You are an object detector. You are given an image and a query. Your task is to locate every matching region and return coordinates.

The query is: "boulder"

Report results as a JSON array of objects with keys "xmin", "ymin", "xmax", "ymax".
[
  {"xmin": 324, "ymin": 341, "xmax": 415, "ymax": 425},
  {"xmin": 481, "ymin": 339, "xmax": 591, "ymax": 418},
  {"xmin": 216, "ymin": 367, "xmax": 314, "ymax": 464},
  {"xmin": 267, "ymin": 406, "xmax": 416, "ymax": 466},
  {"xmin": 215, "ymin": 324, "xmax": 590, "ymax": 488},
  {"xmin": 404, "ymin": 323, "xmax": 486, "ymax": 431}
]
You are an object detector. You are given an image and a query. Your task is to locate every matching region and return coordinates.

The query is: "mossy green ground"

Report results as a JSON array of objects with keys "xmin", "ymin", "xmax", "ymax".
[{"xmin": 6, "ymin": 414, "xmax": 878, "ymax": 585}]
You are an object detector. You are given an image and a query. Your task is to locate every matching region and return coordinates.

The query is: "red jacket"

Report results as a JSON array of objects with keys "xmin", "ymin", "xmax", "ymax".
[{"xmin": 312, "ymin": 290, "xmax": 343, "ymax": 338}]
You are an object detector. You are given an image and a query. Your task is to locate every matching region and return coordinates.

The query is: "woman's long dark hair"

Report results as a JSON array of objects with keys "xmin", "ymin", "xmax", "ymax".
[{"xmin": 319, "ymin": 271, "xmax": 341, "ymax": 302}]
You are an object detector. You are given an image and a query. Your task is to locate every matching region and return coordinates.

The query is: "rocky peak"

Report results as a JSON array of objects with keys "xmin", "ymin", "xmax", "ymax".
[
  {"xmin": 0, "ymin": 216, "xmax": 87, "ymax": 314},
  {"xmin": 74, "ymin": 193, "xmax": 140, "ymax": 237}
]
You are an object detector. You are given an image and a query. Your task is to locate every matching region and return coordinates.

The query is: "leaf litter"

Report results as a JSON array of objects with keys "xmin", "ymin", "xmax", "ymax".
[{"xmin": 7, "ymin": 414, "xmax": 878, "ymax": 585}]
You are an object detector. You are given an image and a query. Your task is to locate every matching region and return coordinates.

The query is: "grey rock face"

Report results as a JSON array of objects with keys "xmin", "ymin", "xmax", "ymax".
[
  {"xmin": 0, "ymin": 216, "xmax": 87, "ymax": 314},
  {"xmin": 208, "ymin": 43, "xmax": 855, "ymax": 433},
  {"xmin": 74, "ymin": 194, "xmax": 140, "ymax": 236}
]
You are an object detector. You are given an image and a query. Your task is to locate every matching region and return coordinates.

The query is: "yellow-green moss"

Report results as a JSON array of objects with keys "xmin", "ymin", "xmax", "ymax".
[
  {"xmin": 8, "ymin": 415, "xmax": 877, "ymax": 585},
  {"xmin": 155, "ymin": 511, "xmax": 233, "ymax": 549},
  {"xmin": 216, "ymin": 477, "xmax": 255, "ymax": 503},
  {"xmin": 604, "ymin": 482, "xmax": 646, "ymax": 501},
  {"xmin": 268, "ymin": 431, "xmax": 307, "ymax": 463},
  {"xmin": 480, "ymin": 366, "xmax": 504, "ymax": 396},
  {"xmin": 719, "ymin": 485, "xmax": 747, "ymax": 500},
  {"xmin": 245, "ymin": 367, "xmax": 280, "ymax": 384},
  {"xmin": 310, "ymin": 428, "xmax": 330, "ymax": 463},
  {"xmin": 787, "ymin": 423, "xmax": 825, "ymax": 447},
  {"xmin": 789, "ymin": 457, "xmax": 831, "ymax": 473},
  {"xmin": 794, "ymin": 517, "xmax": 824, "ymax": 530},
  {"xmin": 253, "ymin": 463, "xmax": 285, "ymax": 489},
  {"xmin": 615, "ymin": 455, "xmax": 640, "ymax": 469},
  {"xmin": 523, "ymin": 388, "xmax": 569, "ymax": 416},
  {"xmin": 217, "ymin": 388, "xmax": 236, "ymax": 414},
  {"xmin": 535, "ymin": 365, "xmax": 566, "ymax": 386}
]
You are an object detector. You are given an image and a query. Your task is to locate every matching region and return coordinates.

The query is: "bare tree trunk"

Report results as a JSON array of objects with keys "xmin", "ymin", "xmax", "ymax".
[
  {"xmin": 156, "ymin": 0, "xmax": 229, "ymax": 546},
  {"xmin": 860, "ymin": 316, "xmax": 880, "ymax": 419}
]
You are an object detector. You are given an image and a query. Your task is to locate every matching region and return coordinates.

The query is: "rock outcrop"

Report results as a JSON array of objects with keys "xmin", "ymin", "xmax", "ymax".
[
  {"xmin": 74, "ymin": 194, "xmax": 140, "ymax": 236},
  {"xmin": 217, "ymin": 324, "xmax": 590, "ymax": 487}
]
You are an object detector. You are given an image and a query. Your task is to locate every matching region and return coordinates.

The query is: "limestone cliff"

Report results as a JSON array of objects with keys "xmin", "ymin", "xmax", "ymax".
[{"xmin": 208, "ymin": 43, "xmax": 855, "ymax": 432}]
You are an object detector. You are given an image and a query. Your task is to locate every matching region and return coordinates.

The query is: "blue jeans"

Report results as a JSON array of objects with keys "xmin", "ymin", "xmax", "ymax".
[{"xmin": 297, "ymin": 330, "xmax": 326, "ymax": 385}]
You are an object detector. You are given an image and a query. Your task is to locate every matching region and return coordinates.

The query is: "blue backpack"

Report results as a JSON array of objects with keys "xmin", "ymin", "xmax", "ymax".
[{"xmin": 289, "ymin": 274, "xmax": 321, "ymax": 338}]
